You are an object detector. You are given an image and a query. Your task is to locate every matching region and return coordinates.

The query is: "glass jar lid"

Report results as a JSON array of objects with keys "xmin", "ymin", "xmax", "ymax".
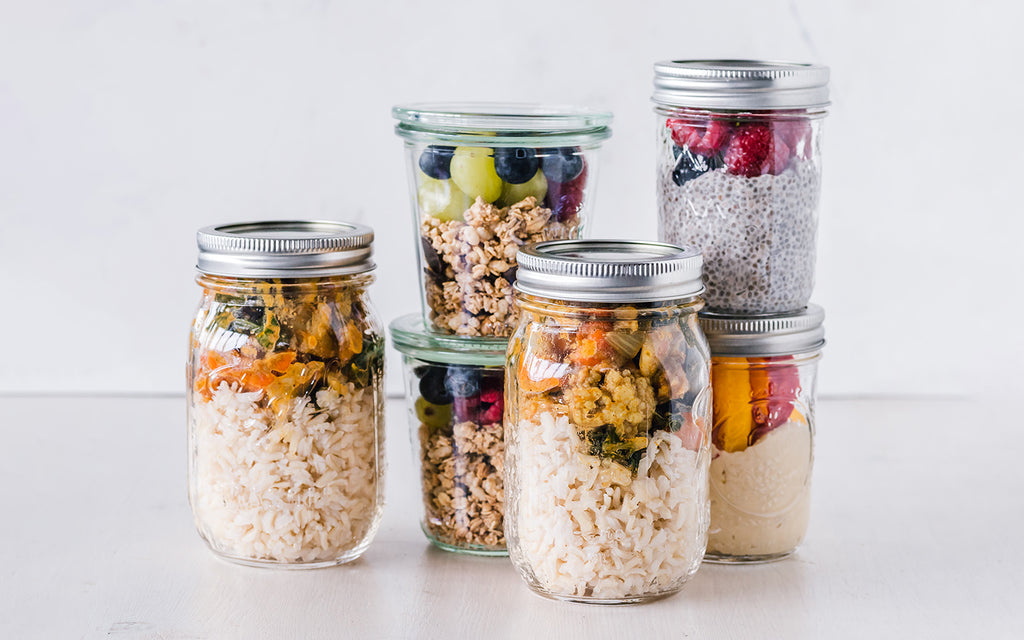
[
  {"xmin": 652, "ymin": 59, "xmax": 830, "ymax": 111},
  {"xmin": 196, "ymin": 220, "xmax": 374, "ymax": 278},
  {"xmin": 392, "ymin": 102, "xmax": 613, "ymax": 147},
  {"xmin": 389, "ymin": 314, "xmax": 508, "ymax": 366},
  {"xmin": 515, "ymin": 239, "xmax": 704, "ymax": 303},
  {"xmin": 700, "ymin": 305, "xmax": 825, "ymax": 357}
]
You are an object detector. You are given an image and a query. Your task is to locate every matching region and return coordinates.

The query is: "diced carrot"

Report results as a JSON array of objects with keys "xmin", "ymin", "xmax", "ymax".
[{"xmin": 264, "ymin": 351, "xmax": 297, "ymax": 374}]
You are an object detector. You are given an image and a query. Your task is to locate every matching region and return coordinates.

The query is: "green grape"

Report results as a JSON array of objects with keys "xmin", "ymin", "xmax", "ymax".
[
  {"xmin": 450, "ymin": 147, "xmax": 502, "ymax": 203},
  {"xmin": 415, "ymin": 396, "xmax": 452, "ymax": 429},
  {"xmin": 418, "ymin": 177, "xmax": 471, "ymax": 221},
  {"xmin": 496, "ymin": 168, "xmax": 548, "ymax": 207}
]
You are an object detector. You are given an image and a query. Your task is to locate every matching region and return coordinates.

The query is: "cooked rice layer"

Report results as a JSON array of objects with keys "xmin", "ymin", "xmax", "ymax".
[
  {"xmin": 509, "ymin": 412, "xmax": 708, "ymax": 600},
  {"xmin": 190, "ymin": 382, "xmax": 381, "ymax": 564}
]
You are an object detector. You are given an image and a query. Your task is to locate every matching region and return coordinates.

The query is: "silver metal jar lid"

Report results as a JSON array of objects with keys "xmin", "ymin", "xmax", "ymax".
[
  {"xmin": 652, "ymin": 60, "xmax": 830, "ymax": 111},
  {"xmin": 515, "ymin": 240, "xmax": 704, "ymax": 303},
  {"xmin": 392, "ymin": 102, "xmax": 613, "ymax": 147},
  {"xmin": 196, "ymin": 220, "xmax": 375, "ymax": 278},
  {"xmin": 700, "ymin": 305, "xmax": 825, "ymax": 357}
]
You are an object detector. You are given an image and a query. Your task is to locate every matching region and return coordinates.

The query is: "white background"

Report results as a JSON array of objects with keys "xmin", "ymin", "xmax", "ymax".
[{"xmin": 1, "ymin": 1, "xmax": 1021, "ymax": 398}]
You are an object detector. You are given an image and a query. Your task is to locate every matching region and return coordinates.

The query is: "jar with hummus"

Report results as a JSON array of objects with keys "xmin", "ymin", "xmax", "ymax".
[
  {"xmin": 700, "ymin": 305, "xmax": 824, "ymax": 562},
  {"xmin": 505, "ymin": 240, "xmax": 711, "ymax": 604}
]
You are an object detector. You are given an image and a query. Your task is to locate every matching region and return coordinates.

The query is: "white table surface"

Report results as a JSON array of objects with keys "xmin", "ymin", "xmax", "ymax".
[{"xmin": 0, "ymin": 395, "xmax": 1020, "ymax": 639}]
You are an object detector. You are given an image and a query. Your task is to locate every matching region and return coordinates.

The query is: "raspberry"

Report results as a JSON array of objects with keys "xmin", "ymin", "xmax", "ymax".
[
  {"xmin": 774, "ymin": 119, "xmax": 812, "ymax": 158},
  {"xmin": 666, "ymin": 119, "xmax": 731, "ymax": 155},
  {"xmin": 723, "ymin": 125, "xmax": 772, "ymax": 177},
  {"xmin": 769, "ymin": 137, "xmax": 791, "ymax": 175}
]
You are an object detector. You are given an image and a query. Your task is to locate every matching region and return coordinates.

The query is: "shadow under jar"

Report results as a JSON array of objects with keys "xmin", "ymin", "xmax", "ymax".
[
  {"xmin": 390, "ymin": 314, "xmax": 509, "ymax": 555},
  {"xmin": 505, "ymin": 240, "xmax": 712, "ymax": 604},
  {"xmin": 652, "ymin": 60, "xmax": 830, "ymax": 314},
  {"xmin": 392, "ymin": 103, "xmax": 612, "ymax": 337},
  {"xmin": 187, "ymin": 221, "xmax": 385, "ymax": 568},
  {"xmin": 700, "ymin": 306, "xmax": 825, "ymax": 563}
]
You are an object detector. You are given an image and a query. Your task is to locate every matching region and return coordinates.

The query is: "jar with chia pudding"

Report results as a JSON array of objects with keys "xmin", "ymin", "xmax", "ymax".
[
  {"xmin": 505, "ymin": 240, "xmax": 712, "ymax": 604},
  {"xmin": 392, "ymin": 103, "xmax": 612, "ymax": 337},
  {"xmin": 652, "ymin": 60, "xmax": 829, "ymax": 314},
  {"xmin": 700, "ymin": 306, "xmax": 824, "ymax": 563},
  {"xmin": 390, "ymin": 314, "xmax": 508, "ymax": 555},
  {"xmin": 187, "ymin": 221, "xmax": 385, "ymax": 567}
]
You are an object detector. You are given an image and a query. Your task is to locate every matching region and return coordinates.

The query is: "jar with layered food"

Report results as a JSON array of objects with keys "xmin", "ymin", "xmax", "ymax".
[
  {"xmin": 390, "ymin": 315, "xmax": 508, "ymax": 555},
  {"xmin": 505, "ymin": 240, "xmax": 711, "ymax": 604},
  {"xmin": 700, "ymin": 306, "xmax": 824, "ymax": 563},
  {"xmin": 393, "ymin": 103, "xmax": 612, "ymax": 337},
  {"xmin": 652, "ymin": 60, "xmax": 829, "ymax": 314},
  {"xmin": 187, "ymin": 221, "xmax": 385, "ymax": 567}
]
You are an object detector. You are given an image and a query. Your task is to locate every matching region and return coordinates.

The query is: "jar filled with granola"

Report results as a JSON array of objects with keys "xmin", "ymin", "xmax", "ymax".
[
  {"xmin": 392, "ymin": 103, "xmax": 612, "ymax": 337},
  {"xmin": 390, "ymin": 314, "xmax": 508, "ymax": 555},
  {"xmin": 188, "ymin": 221, "xmax": 385, "ymax": 567},
  {"xmin": 505, "ymin": 240, "xmax": 711, "ymax": 604},
  {"xmin": 653, "ymin": 60, "xmax": 829, "ymax": 314},
  {"xmin": 700, "ymin": 305, "xmax": 824, "ymax": 563}
]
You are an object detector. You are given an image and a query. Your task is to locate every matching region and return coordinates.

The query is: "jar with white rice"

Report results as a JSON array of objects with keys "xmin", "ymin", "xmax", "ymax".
[
  {"xmin": 700, "ymin": 306, "xmax": 824, "ymax": 562},
  {"xmin": 505, "ymin": 240, "xmax": 712, "ymax": 603},
  {"xmin": 187, "ymin": 221, "xmax": 385, "ymax": 567}
]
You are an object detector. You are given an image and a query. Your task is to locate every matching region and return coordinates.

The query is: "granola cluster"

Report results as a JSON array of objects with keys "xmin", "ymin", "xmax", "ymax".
[
  {"xmin": 419, "ymin": 419, "xmax": 505, "ymax": 549},
  {"xmin": 421, "ymin": 196, "xmax": 578, "ymax": 337}
]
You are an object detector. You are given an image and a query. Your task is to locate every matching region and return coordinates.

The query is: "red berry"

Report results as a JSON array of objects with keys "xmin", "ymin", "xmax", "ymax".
[
  {"xmin": 666, "ymin": 119, "xmax": 731, "ymax": 155},
  {"xmin": 479, "ymin": 388, "xmax": 502, "ymax": 404},
  {"xmin": 774, "ymin": 119, "xmax": 812, "ymax": 159},
  {"xmin": 545, "ymin": 162, "xmax": 587, "ymax": 223},
  {"xmin": 769, "ymin": 136, "xmax": 791, "ymax": 175},
  {"xmin": 479, "ymin": 401, "xmax": 502, "ymax": 425},
  {"xmin": 452, "ymin": 396, "xmax": 480, "ymax": 423},
  {"xmin": 723, "ymin": 125, "xmax": 773, "ymax": 177}
]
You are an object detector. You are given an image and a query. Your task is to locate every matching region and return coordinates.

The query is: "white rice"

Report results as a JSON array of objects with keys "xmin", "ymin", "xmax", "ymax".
[
  {"xmin": 507, "ymin": 412, "xmax": 708, "ymax": 600},
  {"xmin": 189, "ymin": 381, "xmax": 383, "ymax": 564}
]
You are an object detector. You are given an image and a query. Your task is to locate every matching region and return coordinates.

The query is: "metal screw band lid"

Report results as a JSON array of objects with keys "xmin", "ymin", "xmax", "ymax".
[
  {"xmin": 515, "ymin": 240, "xmax": 704, "ymax": 303},
  {"xmin": 196, "ymin": 220, "xmax": 375, "ymax": 278},
  {"xmin": 699, "ymin": 305, "xmax": 825, "ymax": 357},
  {"xmin": 652, "ymin": 60, "xmax": 830, "ymax": 110}
]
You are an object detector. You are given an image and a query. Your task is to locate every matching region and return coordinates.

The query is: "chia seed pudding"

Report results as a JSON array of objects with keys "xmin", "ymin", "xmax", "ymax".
[{"xmin": 656, "ymin": 120, "xmax": 822, "ymax": 314}]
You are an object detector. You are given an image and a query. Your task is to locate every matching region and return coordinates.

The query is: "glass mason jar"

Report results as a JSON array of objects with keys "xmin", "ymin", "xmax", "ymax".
[
  {"xmin": 390, "ymin": 314, "xmax": 508, "ymax": 555},
  {"xmin": 392, "ymin": 103, "xmax": 612, "ymax": 338},
  {"xmin": 187, "ymin": 221, "xmax": 385, "ymax": 567},
  {"xmin": 699, "ymin": 305, "xmax": 825, "ymax": 563},
  {"xmin": 652, "ymin": 60, "xmax": 830, "ymax": 314},
  {"xmin": 505, "ymin": 240, "xmax": 712, "ymax": 604}
]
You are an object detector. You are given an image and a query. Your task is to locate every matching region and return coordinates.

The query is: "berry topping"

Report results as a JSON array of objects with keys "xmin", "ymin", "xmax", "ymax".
[
  {"xmin": 494, "ymin": 147, "xmax": 539, "ymax": 184},
  {"xmin": 544, "ymin": 161, "xmax": 587, "ymax": 223},
  {"xmin": 723, "ymin": 125, "xmax": 773, "ymax": 178},
  {"xmin": 774, "ymin": 119, "xmax": 812, "ymax": 159},
  {"xmin": 541, "ymin": 147, "xmax": 584, "ymax": 183},
  {"xmin": 671, "ymin": 147, "xmax": 721, "ymax": 186},
  {"xmin": 445, "ymin": 366, "xmax": 481, "ymax": 398},
  {"xmin": 452, "ymin": 395, "xmax": 480, "ymax": 423},
  {"xmin": 418, "ymin": 145, "xmax": 455, "ymax": 180},
  {"xmin": 496, "ymin": 168, "xmax": 547, "ymax": 208},
  {"xmin": 666, "ymin": 119, "xmax": 730, "ymax": 155},
  {"xmin": 418, "ymin": 366, "xmax": 453, "ymax": 405}
]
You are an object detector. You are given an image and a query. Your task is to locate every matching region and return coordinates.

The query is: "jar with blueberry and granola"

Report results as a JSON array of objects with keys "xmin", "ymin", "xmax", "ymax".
[
  {"xmin": 652, "ymin": 60, "xmax": 829, "ymax": 314},
  {"xmin": 393, "ymin": 103, "xmax": 612, "ymax": 337}
]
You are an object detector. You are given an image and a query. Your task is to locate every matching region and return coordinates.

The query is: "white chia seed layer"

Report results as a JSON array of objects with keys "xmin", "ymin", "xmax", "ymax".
[{"xmin": 657, "ymin": 156, "xmax": 820, "ymax": 314}]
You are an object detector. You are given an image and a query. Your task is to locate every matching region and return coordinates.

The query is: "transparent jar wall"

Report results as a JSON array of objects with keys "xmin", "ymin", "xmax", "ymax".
[
  {"xmin": 404, "ymin": 141, "xmax": 601, "ymax": 337},
  {"xmin": 655, "ymin": 107, "xmax": 825, "ymax": 314},
  {"xmin": 399, "ymin": 354, "xmax": 507, "ymax": 555},
  {"xmin": 706, "ymin": 352, "xmax": 820, "ymax": 562},
  {"xmin": 187, "ymin": 274, "xmax": 385, "ymax": 567},
  {"xmin": 504, "ymin": 295, "xmax": 712, "ymax": 603}
]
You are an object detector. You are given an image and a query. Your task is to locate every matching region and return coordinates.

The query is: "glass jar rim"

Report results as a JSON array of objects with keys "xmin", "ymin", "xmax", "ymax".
[
  {"xmin": 392, "ymin": 102, "xmax": 612, "ymax": 147},
  {"xmin": 389, "ymin": 314, "xmax": 508, "ymax": 366}
]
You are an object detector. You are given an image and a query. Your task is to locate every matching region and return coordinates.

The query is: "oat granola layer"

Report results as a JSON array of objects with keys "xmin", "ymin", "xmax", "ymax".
[{"xmin": 421, "ymin": 196, "xmax": 577, "ymax": 337}]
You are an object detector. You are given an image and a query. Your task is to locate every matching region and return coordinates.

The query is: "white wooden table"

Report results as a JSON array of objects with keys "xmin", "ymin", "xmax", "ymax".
[{"xmin": 0, "ymin": 395, "xmax": 1019, "ymax": 638}]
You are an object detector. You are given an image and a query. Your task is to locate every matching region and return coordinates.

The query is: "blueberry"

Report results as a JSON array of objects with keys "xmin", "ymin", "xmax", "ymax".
[
  {"xmin": 420, "ymin": 236, "xmax": 444, "ymax": 273},
  {"xmin": 494, "ymin": 147, "xmax": 539, "ymax": 184},
  {"xmin": 541, "ymin": 147, "xmax": 584, "ymax": 183},
  {"xmin": 445, "ymin": 366, "xmax": 481, "ymax": 398},
  {"xmin": 418, "ymin": 145, "xmax": 455, "ymax": 180},
  {"xmin": 671, "ymin": 148, "xmax": 719, "ymax": 186},
  {"xmin": 418, "ymin": 366, "xmax": 453, "ymax": 404}
]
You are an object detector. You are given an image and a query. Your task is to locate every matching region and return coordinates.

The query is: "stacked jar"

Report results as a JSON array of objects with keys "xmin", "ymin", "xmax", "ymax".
[
  {"xmin": 653, "ymin": 60, "xmax": 829, "ymax": 562},
  {"xmin": 390, "ymin": 104, "xmax": 613, "ymax": 554}
]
